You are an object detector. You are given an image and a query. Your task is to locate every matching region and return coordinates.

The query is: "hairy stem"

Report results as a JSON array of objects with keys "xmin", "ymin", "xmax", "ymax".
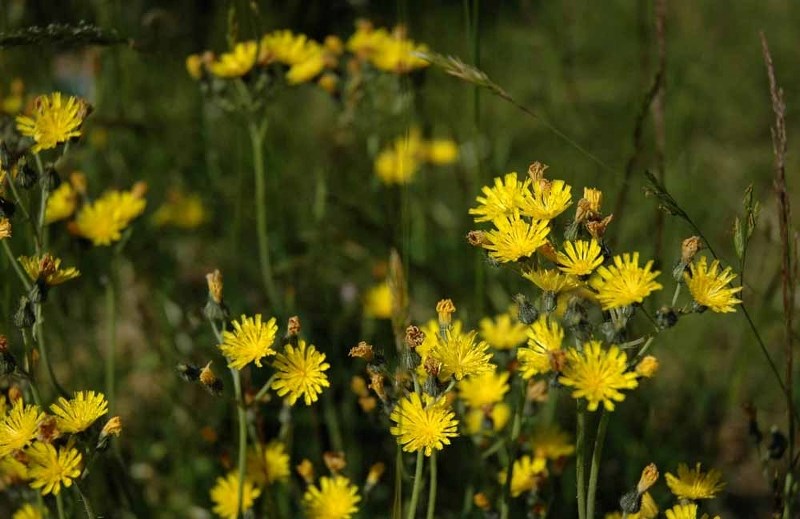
[{"xmin": 406, "ymin": 450, "xmax": 425, "ymax": 519}]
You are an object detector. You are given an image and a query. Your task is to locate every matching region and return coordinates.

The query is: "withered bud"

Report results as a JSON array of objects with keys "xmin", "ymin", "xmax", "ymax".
[
  {"xmin": 70, "ymin": 171, "xmax": 87, "ymax": 195},
  {"xmin": 574, "ymin": 198, "xmax": 593, "ymax": 224},
  {"xmin": 287, "ymin": 316, "xmax": 301, "ymax": 337},
  {"xmin": 637, "ymin": 463, "xmax": 659, "ymax": 493},
  {"xmin": 528, "ymin": 161, "xmax": 549, "ymax": 182},
  {"xmin": 0, "ymin": 336, "xmax": 8, "ymax": 353},
  {"xmin": 206, "ymin": 269, "xmax": 224, "ymax": 304},
  {"xmin": 586, "ymin": 214, "xmax": 614, "ymax": 240},
  {"xmin": 635, "ymin": 356, "xmax": 660, "ymax": 378},
  {"xmin": 0, "ymin": 218, "xmax": 11, "ymax": 240},
  {"xmin": 404, "ymin": 325, "xmax": 425, "ymax": 349},
  {"xmin": 323, "ymin": 451, "xmax": 347, "ymax": 474},
  {"xmin": 535, "ymin": 177, "xmax": 552, "ymax": 197},
  {"xmin": 131, "ymin": 181, "xmax": 148, "ymax": 199},
  {"xmin": 681, "ymin": 236, "xmax": 703, "ymax": 264},
  {"xmin": 199, "ymin": 361, "xmax": 224, "ymax": 396},
  {"xmin": 358, "ymin": 396, "xmax": 377, "ymax": 413},
  {"xmin": 368, "ymin": 372, "xmax": 387, "ymax": 401},
  {"xmin": 101, "ymin": 416, "xmax": 123, "ymax": 439},
  {"xmin": 466, "ymin": 230, "xmax": 486, "ymax": 247},
  {"xmin": 537, "ymin": 241, "xmax": 559, "ymax": 263},
  {"xmin": 424, "ymin": 357, "xmax": 442, "ymax": 378},
  {"xmin": 349, "ymin": 341, "xmax": 374, "ymax": 362},
  {"xmin": 366, "ymin": 462, "xmax": 385, "ymax": 487},
  {"xmin": 548, "ymin": 350, "xmax": 567, "ymax": 373},
  {"xmin": 37, "ymin": 416, "xmax": 61, "ymax": 443},
  {"xmin": 436, "ymin": 299, "xmax": 456, "ymax": 327},
  {"xmin": 527, "ymin": 379, "xmax": 549, "ymax": 403},
  {"xmin": 8, "ymin": 385, "xmax": 22, "ymax": 402},
  {"xmin": 296, "ymin": 459, "xmax": 315, "ymax": 485},
  {"xmin": 473, "ymin": 492, "xmax": 491, "ymax": 511}
]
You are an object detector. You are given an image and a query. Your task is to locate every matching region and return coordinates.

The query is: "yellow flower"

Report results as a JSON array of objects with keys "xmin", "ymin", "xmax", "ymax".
[
  {"xmin": 390, "ymin": 393, "xmax": 458, "ymax": 456},
  {"xmin": 635, "ymin": 356, "xmax": 660, "ymax": 378},
  {"xmin": 45, "ymin": 182, "xmax": 77, "ymax": 224},
  {"xmin": 530, "ymin": 425, "xmax": 575, "ymax": 459},
  {"xmin": 0, "ymin": 218, "xmax": 10, "ymax": 240},
  {"xmin": 219, "ymin": 314, "xmax": 278, "ymax": 370},
  {"xmin": 499, "ymin": 455, "xmax": 547, "ymax": 497},
  {"xmin": 430, "ymin": 329, "xmax": 494, "ymax": 381},
  {"xmin": 27, "ymin": 441, "xmax": 82, "ymax": 496},
  {"xmin": 363, "ymin": 282, "xmax": 392, "ymax": 319},
  {"xmin": 523, "ymin": 268, "xmax": 581, "ymax": 294},
  {"xmin": 0, "ymin": 400, "xmax": 44, "ymax": 457},
  {"xmin": 559, "ymin": 342, "xmax": 639, "ymax": 412},
  {"xmin": 589, "ymin": 252, "xmax": 662, "ymax": 310},
  {"xmin": 665, "ymin": 462, "xmax": 725, "ymax": 500},
  {"xmin": 185, "ymin": 53, "xmax": 204, "ymax": 79},
  {"xmin": 605, "ymin": 492, "xmax": 658, "ymax": 519},
  {"xmin": 151, "ymin": 189, "xmax": 207, "ymax": 229},
  {"xmin": 349, "ymin": 24, "xmax": 429, "ymax": 74},
  {"xmin": 19, "ymin": 254, "xmax": 80, "ymax": 286},
  {"xmin": 260, "ymin": 31, "xmax": 326, "ymax": 84},
  {"xmin": 459, "ymin": 370, "xmax": 510, "ymax": 408},
  {"xmin": 209, "ymin": 472, "xmax": 261, "ymax": 519},
  {"xmin": 479, "ymin": 313, "xmax": 527, "ymax": 350},
  {"xmin": 374, "ymin": 129, "xmax": 424, "ymax": 185},
  {"xmin": 271, "ymin": 340, "xmax": 331, "ymax": 405},
  {"xmin": 469, "ymin": 172, "xmax": 531, "ymax": 224},
  {"xmin": 518, "ymin": 316, "xmax": 564, "ymax": 379},
  {"xmin": 684, "ymin": 256, "xmax": 742, "ymax": 313},
  {"xmin": 484, "ymin": 215, "xmax": 550, "ymax": 263},
  {"xmin": 0, "ymin": 454, "xmax": 29, "ymax": 484},
  {"xmin": 665, "ymin": 503, "xmax": 698, "ymax": 519},
  {"xmin": 49, "ymin": 391, "xmax": 108, "ymax": 434},
  {"xmin": 247, "ymin": 441, "xmax": 290, "ymax": 486},
  {"xmin": 523, "ymin": 179, "xmax": 573, "ymax": 220},
  {"xmin": 12, "ymin": 504, "xmax": 46, "ymax": 519},
  {"xmin": 424, "ymin": 139, "xmax": 459, "ymax": 165},
  {"xmin": 209, "ymin": 41, "xmax": 257, "ymax": 78},
  {"xmin": 465, "ymin": 402, "xmax": 511, "ymax": 434},
  {"xmin": 557, "ymin": 239, "xmax": 604, "ymax": 276},
  {"xmin": 303, "ymin": 475, "xmax": 361, "ymax": 519},
  {"xmin": 583, "ymin": 187, "xmax": 603, "ymax": 213},
  {"xmin": 16, "ymin": 92, "xmax": 89, "ymax": 152},
  {"xmin": 72, "ymin": 186, "xmax": 147, "ymax": 246}
]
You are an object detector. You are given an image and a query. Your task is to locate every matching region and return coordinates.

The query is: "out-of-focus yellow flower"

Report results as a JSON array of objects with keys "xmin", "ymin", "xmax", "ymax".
[
  {"xmin": 271, "ymin": 340, "xmax": 330, "ymax": 406},
  {"xmin": 210, "ymin": 472, "xmax": 261, "ymax": 519},
  {"xmin": 459, "ymin": 370, "xmax": 509, "ymax": 408},
  {"xmin": 530, "ymin": 425, "xmax": 575, "ymax": 459},
  {"xmin": 247, "ymin": 441, "xmax": 290, "ymax": 487},
  {"xmin": 465, "ymin": 402, "xmax": 511, "ymax": 434},
  {"xmin": 424, "ymin": 139, "xmax": 459, "ymax": 165},
  {"xmin": 363, "ymin": 282, "xmax": 392, "ymax": 319},
  {"xmin": 2, "ymin": 78, "xmax": 25, "ymax": 115},
  {"xmin": 374, "ymin": 129, "xmax": 424, "ymax": 185},
  {"xmin": 19, "ymin": 254, "xmax": 79, "ymax": 286},
  {"xmin": 16, "ymin": 92, "xmax": 89, "ymax": 152},
  {"xmin": 303, "ymin": 475, "xmax": 361, "ymax": 519},
  {"xmin": 71, "ymin": 185, "xmax": 147, "ymax": 246},
  {"xmin": 261, "ymin": 31, "xmax": 325, "ymax": 84},
  {"xmin": 560, "ymin": 342, "xmax": 638, "ymax": 412},
  {"xmin": 12, "ymin": 503, "xmax": 46, "ymax": 519},
  {"xmin": 479, "ymin": 313, "xmax": 527, "ymax": 350},
  {"xmin": 355, "ymin": 25, "xmax": 430, "ymax": 74},
  {"xmin": 498, "ymin": 455, "xmax": 547, "ymax": 497},
  {"xmin": 185, "ymin": 53, "xmax": 204, "ymax": 79},
  {"xmin": 684, "ymin": 256, "xmax": 742, "ymax": 313},
  {"xmin": 45, "ymin": 181, "xmax": 77, "ymax": 224},
  {"xmin": 151, "ymin": 189, "xmax": 207, "ymax": 229},
  {"xmin": 209, "ymin": 41, "xmax": 258, "ymax": 78},
  {"xmin": 390, "ymin": 393, "xmax": 458, "ymax": 456},
  {"xmin": 27, "ymin": 441, "xmax": 82, "ymax": 496}
]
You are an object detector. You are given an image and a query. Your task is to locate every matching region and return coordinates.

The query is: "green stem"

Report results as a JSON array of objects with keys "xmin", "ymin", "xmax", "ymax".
[
  {"xmin": 500, "ymin": 380, "xmax": 526, "ymax": 519},
  {"xmin": 406, "ymin": 450, "xmax": 425, "ymax": 519},
  {"xmin": 20, "ymin": 329, "xmax": 42, "ymax": 406},
  {"xmin": 3, "ymin": 168, "xmax": 40, "ymax": 248},
  {"xmin": 75, "ymin": 482, "xmax": 96, "ymax": 518},
  {"xmin": 671, "ymin": 282, "xmax": 682, "ymax": 307},
  {"xmin": 105, "ymin": 263, "xmax": 117, "ymax": 413},
  {"xmin": 247, "ymin": 121, "xmax": 280, "ymax": 313},
  {"xmin": 56, "ymin": 492, "xmax": 66, "ymax": 519},
  {"xmin": 426, "ymin": 451, "xmax": 438, "ymax": 519},
  {"xmin": 34, "ymin": 303, "xmax": 68, "ymax": 398},
  {"xmin": 586, "ymin": 410, "xmax": 610, "ymax": 519},
  {"xmin": 741, "ymin": 304, "xmax": 787, "ymax": 395},
  {"xmin": 1, "ymin": 240, "xmax": 32, "ymax": 290},
  {"xmin": 35, "ymin": 153, "xmax": 49, "ymax": 252},
  {"xmin": 576, "ymin": 404, "xmax": 587, "ymax": 519},
  {"xmin": 231, "ymin": 368, "xmax": 247, "ymax": 517},
  {"xmin": 393, "ymin": 446, "xmax": 403, "ymax": 519},
  {"xmin": 253, "ymin": 373, "xmax": 278, "ymax": 402}
]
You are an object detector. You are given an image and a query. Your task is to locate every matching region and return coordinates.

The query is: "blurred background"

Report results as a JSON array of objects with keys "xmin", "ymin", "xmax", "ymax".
[{"xmin": 0, "ymin": 0, "xmax": 798, "ymax": 517}]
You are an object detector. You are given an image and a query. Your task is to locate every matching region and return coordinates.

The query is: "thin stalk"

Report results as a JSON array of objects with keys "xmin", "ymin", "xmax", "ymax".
[
  {"xmin": 500, "ymin": 380, "xmax": 526, "ymax": 519},
  {"xmin": 56, "ymin": 492, "xmax": 66, "ymax": 519},
  {"xmin": 586, "ymin": 410, "xmax": 611, "ymax": 519},
  {"xmin": 20, "ymin": 329, "xmax": 42, "ymax": 406},
  {"xmin": 247, "ymin": 121, "xmax": 280, "ymax": 313},
  {"xmin": 671, "ymin": 283, "xmax": 682, "ymax": 307},
  {"xmin": 1, "ymin": 240, "xmax": 32, "ymax": 290},
  {"xmin": 105, "ymin": 261, "xmax": 118, "ymax": 413},
  {"xmin": 75, "ymin": 482, "xmax": 96, "ymax": 518},
  {"xmin": 3, "ymin": 169, "xmax": 40, "ymax": 248},
  {"xmin": 34, "ymin": 303, "xmax": 68, "ymax": 398},
  {"xmin": 253, "ymin": 373, "xmax": 278, "ymax": 402},
  {"xmin": 393, "ymin": 446, "xmax": 403, "ymax": 519},
  {"xmin": 34, "ymin": 153, "xmax": 49, "ymax": 252},
  {"xmin": 231, "ymin": 368, "xmax": 247, "ymax": 518},
  {"xmin": 426, "ymin": 451, "xmax": 438, "ymax": 519},
  {"xmin": 576, "ymin": 404, "xmax": 587, "ymax": 519},
  {"xmin": 406, "ymin": 450, "xmax": 425, "ymax": 519}
]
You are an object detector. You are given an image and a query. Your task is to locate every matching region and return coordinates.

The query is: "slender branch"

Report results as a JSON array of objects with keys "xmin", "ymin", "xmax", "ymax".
[
  {"xmin": 576, "ymin": 404, "xmax": 587, "ymax": 519},
  {"xmin": 1, "ymin": 240, "xmax": 32, "ymax": 290}
]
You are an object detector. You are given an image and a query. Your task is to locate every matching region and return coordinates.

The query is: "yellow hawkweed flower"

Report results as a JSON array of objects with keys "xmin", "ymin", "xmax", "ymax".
[
  {"xmin": 45, "ymin": 181, "xmax": 77, "ymax": 224},
  {"xmin": 374, "ymin": 129, "xmax": 424, "ymax": 185},
  {"xmin": 371, "ymin": 34, "xmax": 429, "ymax": 73},
  {"xmin": 635, "ymin": 356, "xmax": 660, "ymax": 378},
  {"xmin": 219, "ymin": 314, "xmax": 278, "ymax": 370},
  {"xmin": 530, "ymin": 425, "xmax": 575, "ymax": 459},
  {"xmin": 12, "ymin": 504, "xmax": 46, "ymax": 519},
  {"xmin": 185, "ymin": 53, "xmax": 204, "ymax": 79},
  {"xmin": 665, "ymin": 503, "xmax": 699, "ymax": 519},
  {"xmin": 424, "ymin": 139, "xmax": 459, "ymax": 165},
  {"xmin": 260, "ymin": 31, "xmax": 326, "ymax": 84},
  {"xmin": 523, "ymin": 178, "xmax": 572, "ymax": 220},
  {"xmin": 209, "ymin": 472, "xmax": 261, "ymax": 519},
  {"xmin": 0, "ymin": 400, "xmax": 44, "ymax": 456},
  {"xmin": 209, "ymin": 41, "xmax": 257, "ymax": 78},
  {"xmin": 479, "ymin": 313, "xmax": 527, "ymax": 350},
  {"xmin": 49, "ymin": 391, "xmax": 108, "ymax": 434},
  {"xmin": 303, "ymin": 475, "xmax": 361, "ymax": 519},
  {"xmin": 484, "ymin": 215, "xmax": 550, "ymax": 263},
  {"xmin": 0, "ymin": 218, "xmax": 10, "ymax": 240},
  {"xmin": 458, "ymin": 370, "xmax": 510, "ymax": 408},
  {"xmin": 27, "ymin": 441, "xmax": 82, "ymax": 496},
  {"xmin": 684, "ymin": 256, "xmax": 743, "ymax": 313},
  {"xmin": 559, "ymin": 342, "xmax": 639, "ymax": 412},
  {"xmin": 0, "ymin": 455, "xmax": 29, "ymax": 484},
  {"xmin": 19, "ymin": 254, "xmax": 80, "ymax": 286},
  {"xmin": 469, "ymin": 172, "xmax": 531, "ymax": 224},
  {"xmin": 390, "ymin": 393, "xmax": 458, "ymax": 456},
  {"xmin": 499, "ymin": 455, "xmax": 547, "ymax": 497},
  {"xmin": 271, "ymin": 340, "xmax": 331, "ymax": 405},
  {"xmin": 557, "ymin": 239, "xmax": 604, "ymax": 276},
  {"xmin": 584, "ymin": 187, "xmax": 603, "ymax": 213},
  {"xmin": 465, "ymin": 403, "xmax": 511, "ymax": 434},
  {"xmin": 100, "ymin": 416, "xmax": 122, "ymax": 439},
  {"xmin": 665, "ymin": 463, "xmax": 725, "ymax": 500},
  {"xmin": 518, "ymin": 316, "xmax": 564, "ymax": 379},
  {"xmin": 247, "ymin": 441, "xmax": 290, "ymax": 486},
  {"xmin": 16, "ymin": 92, "xmax": 89, "ymax": 152},
  {"xmin": 589, "ymin": 252, "xmax": 662, "ymax": 310},
  {"xmin": 363, "ymin": 282, "xmax": 392, "ymax": 319},
  {"xmin": 72, "ymin": 186, "xmax": 147, "ymax": 246},
  {"xmin": 430, "ymin": 329, "xmax": 494, "ymax": 381},
  {"xmin": 523, "ymin": 268, "xmax": 581, "ymax": 294},
  {"xmin": 151, "ymin": 189, "xmax": 207, "ymax": 229}
]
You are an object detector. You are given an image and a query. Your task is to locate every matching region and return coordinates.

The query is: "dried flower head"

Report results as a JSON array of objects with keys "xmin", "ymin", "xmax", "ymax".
[
  {"xmin": 635, "ymin": 356, "xmax": 660, "ymax": 378},
  {"xmin": 681, "ymin": 236, "xmax": 703, "ymax": 264},
  {"xmin": 349, "ymin": 341, "xmax": 374, "ymax": 362},
  {"xmin": 638, "ymin": 463, "xmax": 659, "ymax": 493},
  {"xmin": 405, "ymin": 325, "xmax": 425, "ymax": 349},
  {"xmin": 0, "ymin": 218, "xmax": 10, "ymax": 240},
  {"xmin": 296, "ymin": 459, "xmax": 315, "ymax": 485},
  {"xmin": 436, "ymin": 299, "xmax": 456, "ymax": 327},
  {"xmin": 323, "ymin": 451, "xmax": 347, "ymax": 474},
  {"xmin": 287, "ymin": 316, "xmax": 301, "ymax": 337},
  {"xmin": 206, "ymin": 269, "xmax": 224, "ymax": 304}
]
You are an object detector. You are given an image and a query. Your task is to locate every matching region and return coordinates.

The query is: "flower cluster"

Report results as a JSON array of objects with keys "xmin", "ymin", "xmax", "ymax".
[{"xmin": 374, "ymin": 127, "xmax": 459, "ymax": 184}]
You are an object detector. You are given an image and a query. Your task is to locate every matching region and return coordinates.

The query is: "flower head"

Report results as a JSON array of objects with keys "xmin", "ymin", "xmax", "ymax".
[
  {"xmin": 479, "ymin": 313, "xmax": 527, "ymax": 350},
  {"xmin": 0, "ymin": 399, "xmax": 44, "ymax": 456},
  {"xmin": 665, "ymin": 503, "xmax": 698, "ymax": 519},
  {"xmin": 557, "ymin": 239, "xmax": 604, "ymax": 276},
  {"xmin": 16, "ymin": 93, "xmax": 89, "ymax": 152},
  {"xmin": 374, "ymin": 129, "xmax": 424, "ymax": 185},
  {"xmin": 19, "ymin": 254, "xmax": 80, "ymax": 286},
  {"xmin": 50, "ymin": 391, "xmax": 108, "ymax": 434},
  {"xmin": 523, "ymin": 178, "xmax": 572, "ymax": 220},
  {"xmin": 27, "ymin": 441, "xmax": 82, "ymax": 495},
  {"xmin": 459, "ymin": 370, "xmax": 510, "ymax": 408},
  {"xmin": 684, "ymin": 256, "xmax": 742, "ymax": 313},
  {"xmin": 220, "ymin": 314, "xmax": 278, "ymax": 370},
  {"xmin": 151, "ymin": 189, "xmax": 207, "ymax": 229},
  {"xmin": 209, "ymin": 41, "xmax": 257, "ymax": 78},
  {"xmin": 72, "ymin": 186, "xmax": 147, "ymax": 246},
  {"xmin": 518, "ymin": 316, "xmax": 564, "ymax": 379},
  {"xmin": 523, "ymin": 268, "xmax": 581, "ymax": 294},
  {"xmin": 303, "ymin": 475, "xmax": 361, "ymax": 519},
  {"xmin": 0, "ymin": 218, "xmax": 10, "ymax": 240},
  {"xmin": 469, "ymin": 173, "xmax": 532, "ymax": 224},
  {"xmin": 530, "ymin": 425, "xmax": 575, "ymax": 460},
  {"xmin": 465, "ymin": 403, "xmax": 511, "ymax": 434},
  {"xmin": 500, "ymin": 455, "xmax": 547, "ymax": 497},
  {"xmin": 665, "ymin": 463, "xmax": 724, "ymax": 500},
  {"xmin": 363, "ymin": 282, "xmax": 393, "ymax": 319},
  {"xmin": 559, "ymin": 342, "xmax": 639, "ymax": 411},
  {"xmin": 430, "ymin": 330, "xmax": 494, "ymax": 381},
  {"xmin": 12, "ymin": 504, "xmax": 46, "ymax": 519},
  {"xmin": 390, "ymin": 393, "xmax": 458, "ymax": 456},
  {"xmin": 247, "ymin": 441, "xmax": 290, "ymax": 486},
  {"xmin": 260, "ymin": 31, "xmax": 325, "ymax": 84},
  {"xmin": 589, "ymin": 252, "xmax": 662, "ymax": 310},
  {"xmin": 210, "ymin": 472, "xmax": 261, "ymax": 519},
  {"xmin": 271, "ymin": 340, "xmax": 331, "ymax": 405},
  {"xmin": 45, "ymin": 182, "xmax": 77, "ymax": 224},
  {"xmin": 484, "ymin": 215, "xmax": 550, "ymax": 263}
]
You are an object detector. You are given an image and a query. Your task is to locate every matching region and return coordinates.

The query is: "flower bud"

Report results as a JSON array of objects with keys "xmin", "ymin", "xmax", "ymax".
[{"xmin": 13, "ymin": 296, "xmax": 35, "ymax": 328}]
